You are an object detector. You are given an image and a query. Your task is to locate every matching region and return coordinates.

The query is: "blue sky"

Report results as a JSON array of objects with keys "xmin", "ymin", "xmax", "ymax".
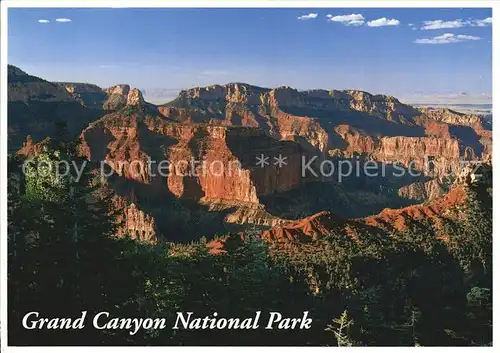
[{"xmin": 8, "ymin": 7, "xmax": 492, "ymax": 103}]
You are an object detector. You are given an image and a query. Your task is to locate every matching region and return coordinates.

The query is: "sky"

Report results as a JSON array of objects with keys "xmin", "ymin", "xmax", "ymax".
[{"xmin": 8, "ymin": 7, "xmax": 492, "ymax": 104}]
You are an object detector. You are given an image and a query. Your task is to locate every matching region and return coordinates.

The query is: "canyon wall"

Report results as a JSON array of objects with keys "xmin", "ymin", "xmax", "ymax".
[
  {"xmin": 75, "ymin": 83, "xmax": 493, "ymax": 240},
  {"xmin": 10, "ymin": 66, "xmax": 492, "ymax": 242}
]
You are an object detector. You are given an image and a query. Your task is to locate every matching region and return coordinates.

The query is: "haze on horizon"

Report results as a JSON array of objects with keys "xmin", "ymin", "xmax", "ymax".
[{"xmin": 8, "ymin": 7, "xmax": 492, "ymax": 106}]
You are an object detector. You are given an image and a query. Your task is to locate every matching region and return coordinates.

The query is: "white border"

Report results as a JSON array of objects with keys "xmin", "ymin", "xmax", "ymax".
[
  {"xmin": 0, "ymin": 0, "xmax": 498, "ymax": 8},
  {"xmin": 493, "ymin": 3, "xmax": 499, "ymax": 351},
  {"xmin": 1, "ymin": 1, "xmax": 9, "ymax": 352},
  {"xmin": 0, "ymin": 0, "xmax": 497, "ymax": 352}
]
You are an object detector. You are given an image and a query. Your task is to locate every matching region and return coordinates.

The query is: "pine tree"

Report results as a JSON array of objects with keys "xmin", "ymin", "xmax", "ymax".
[{"xmin": 326, "ymin": 310, "xmax": 355, "ymax": 347}]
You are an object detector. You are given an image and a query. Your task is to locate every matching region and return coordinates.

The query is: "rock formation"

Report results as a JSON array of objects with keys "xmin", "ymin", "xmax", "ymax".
[
  {"xmin": 261, "ymin": 184, "xmax": 466, "ymax": 243},
  {"xmin": 9, "ymin": 66, "xmax": 492, "ymax": 242},
  {"xmin": 80, "ymin": 108, "xmax": 305, "ymax": 205},
  {"xmin": 261, "ymin": 162, "xmax": 491, "ymax": 243},
  {"xmin": 7, "ymin": 65, "xmax": 104, "ymax": 151},
  {"xmin": 159, "ymin": 83, "xmax": 491, "ymax": 203},
  {"xmin": 56, "ymin": 82, "xmax": 107, "ymax": 110}
]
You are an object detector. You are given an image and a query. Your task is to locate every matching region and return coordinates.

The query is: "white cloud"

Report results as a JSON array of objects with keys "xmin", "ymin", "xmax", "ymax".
[
  {"xmin": 367, "ymin": 17, "xmax": 400, "ymax": 27},
  {"xmin": 473, "ymin": 17, "xmax": 493, "ymax": 27},
  {"xmin": 297, "ymin": 13, "xmax": 318, "ymax": 20},
  {"xmin": 456, "ymin": 34, "xmax": 482, "ymax": 41},
  {"xmin": 55, "ymin": 18, "xmax": 72, "ymax": 23},
  {"xmin": 414, "ymin": 33, "xmax": 481, "ymax": 44},
  {"xmin": 408, "ymin": 23, "xmax": 414, "ymax": 27},
  {"xmin": 421, "ymin": 19, "xmax": 467, "ymax": 30},
  {"xmin": 38, "ymin": 19, "xmax": 50, "ymax": 23},
  {"xmin": 422, "ymin": 17, "xmax": 492, "ymax": 30},
  {"xmin": 411, "ymin": 27, "xmax": 418, "ymax": 31},
  {"xmin": 328, "ymin": 13, "xmax": 365, "ymax": 26}
]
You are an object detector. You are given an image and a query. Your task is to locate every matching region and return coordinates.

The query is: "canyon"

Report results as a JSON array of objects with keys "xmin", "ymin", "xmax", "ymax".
[
  {"xmin": 8, "ymin": 65, "xmax": 492, "ymax": 242},
  {"xmin": 261, "ymin": 162, "xmax": 491, "ymax": 246}
]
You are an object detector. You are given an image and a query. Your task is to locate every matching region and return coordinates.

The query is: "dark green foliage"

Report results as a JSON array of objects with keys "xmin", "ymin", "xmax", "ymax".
[{"xmin": 445, "ymin": 185, "xmax": 492, "ymax": 285}]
